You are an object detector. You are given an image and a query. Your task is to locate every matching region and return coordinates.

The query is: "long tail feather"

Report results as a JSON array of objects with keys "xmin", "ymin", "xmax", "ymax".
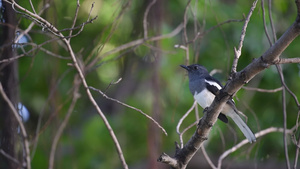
[{"xmin": 229, "ymin": 112, "xmax": 256, "ymax": 143}]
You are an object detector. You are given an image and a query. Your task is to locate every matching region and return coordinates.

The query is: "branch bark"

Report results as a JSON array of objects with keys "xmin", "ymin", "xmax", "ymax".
[
  {"xmin": 158, "ymin": 1, "xmax": 300, "ymax": 168},
  {"xmin": 6, "ymin": 0, "xmax": 129, "ymax": 168}
]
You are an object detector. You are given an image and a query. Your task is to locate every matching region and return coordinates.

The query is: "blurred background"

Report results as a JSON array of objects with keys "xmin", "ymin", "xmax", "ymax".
[{"xmin": 1, "ymin": 0, "xmax": 300, "ymax": 168}]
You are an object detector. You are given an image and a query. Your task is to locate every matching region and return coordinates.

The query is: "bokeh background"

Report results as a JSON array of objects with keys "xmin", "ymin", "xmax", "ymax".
[{"xmin": 7, "ymin": 0, "xmax": 300, "ymax": 168}]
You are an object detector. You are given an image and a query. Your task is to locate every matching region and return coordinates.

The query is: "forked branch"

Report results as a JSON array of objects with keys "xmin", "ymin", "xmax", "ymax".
[{"xmin": 158, "ymin": 1, "xmax": 300, "ymax": 168}]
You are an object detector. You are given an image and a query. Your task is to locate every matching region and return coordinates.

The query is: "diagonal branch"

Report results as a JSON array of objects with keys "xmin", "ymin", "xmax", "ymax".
[
  {"xmin": 48, "ymin": 76, "xmax": 81, "ymax": 169},
  {"xmin": 217, "ymin": 126, "xmax": 295, "ymax": 169},
  {"xmin": 7, "ymin": 1, "xmax": 129, "ymax": 168},
  {"xmin": 158, "ymin": 1, "xmax": 300, "ymax": 168},
  {"xmin": 0, "ymin": 83, "xmax": 31, "ymax": 169},
  {"xmin": 231, "ymin": 0, "xmax": 259, "ymax": 75},
  {"xmin": 89, "ymin": 86, "xmax": 167, "ymax": 136}
]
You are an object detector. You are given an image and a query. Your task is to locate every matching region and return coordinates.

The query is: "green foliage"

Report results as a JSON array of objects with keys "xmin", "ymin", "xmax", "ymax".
[{"xmin": 14, "ymin": 0, "xmax": 300, "ymax": 168}]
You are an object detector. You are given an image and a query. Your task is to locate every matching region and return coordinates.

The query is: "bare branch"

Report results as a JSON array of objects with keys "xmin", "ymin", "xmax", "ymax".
[
  {"xmin": 7, "ymin": 1, "xmax": 129, "ymax": 168},
  {"xmin": 157, "ymin": 153, "xmax": 179, "ymax": 168},
  {"xmin": 176, "ymin": 101, "xmax": 197, "ymax": 147},
  {"xmin": 0, "ymin": 149, "xmax": 20, "ymax": 165},
  {"xmin": 159, "ymin": 1, "xmax": 300, "ymax": 168},
  {"xmin": 30, "ymin": 69, "xmax": 72, "ymax": 160},
  {"xmin": 176, "ymin": 101, "xmax": 197, "ymax": 135},
  {"xmin": 268, "ymin": 0, "xmax": 277, "ymax": 42},
  {"xmin": 68, "ymin": 0, "xmax": 81, "ymax": 41},
  {"xmin": 14, "ymin": 3, "xmax": 50, "ymax": 43},
  {"xmin": 179, "ymin": 121, "xmax": 198, "ymax": 149},
  {"xmin": 143, "ymin": 0, "xmax": 157, "ymax": 39},
  {"xmin": 217, "ymin": 127, "xmax": 295, "ymax": 169},
  {"xmin": 89, "ymin": 86, "xmax": 167, "ymax": 136},
  {"xmin": 96, "ymin": 23, "xmax": 183, "ymax": 60},
  {"xmin": 276, "ymin": 65, "xmax": 291, "ymax": 169},
  {"xmin": 201, "ymin": 146, "xmax": 217, "ymax": 169},
  {"xmin": 261, "ymin": 0, "xmax": 273, "ymax": 45},
  {"xmin": 275, "ymin": 58, "xmax": 300, "ymax": 64},
  {"xmin": 182, "ymin": 0, "xmax": 191, "ymax": 65},
  {"xmin": 64, "ymin": 37, "xmax": 129, "ymax": 169},
  {"xmin": 202, "ymin": 19, "xmax": 245, "ymax": 38},
  {"xmin": 28, "ymin": 0, "xmax": 36, "ymax": 14},
  {"xmin": 48, "ymin": 76, "xmax": 81, "ymax": 169},
  {"xmin": 294, "ymin": 134, "xmax": 300, "ymax": 169},
  {"xmin": 231, "ymin": 0, "xmax": 259, "ymax": 75},
  {"xmin": 242, "ymin": 86, "xmax": 283, "ymax": 93},
  {"xmin": 0, "ymin": 83, "xmax": 31, "ymax": 169}
]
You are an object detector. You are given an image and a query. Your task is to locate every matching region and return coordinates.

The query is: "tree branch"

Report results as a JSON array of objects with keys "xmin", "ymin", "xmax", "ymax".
[
  {"xmin": 231, "ymin": 0, "xmax": 259, "ymax": 75},
  {"xmin": 7, "ymin": 1, "xmax": 129, "ymax": 168},
  {"xmin": 275, "ymin": 57, "xmax": 300, "ymax": 64},
  {"xmin": 89, "ymin": 86, "xmax": 167, "ymax": 136},
  {"xmin": 0, "ymin": 83, "xmax": 31, "ymax": 169},
  {"xmin": 48, "ymin": 76, "xmax": 81, "ymax": 169},
  {"xmin": 217, "ymin": 126, "xmax": 295, "ymax": 169},
  {"xmin": 158, "ymin": 1, "xmax": 300, "ymax": 168}
]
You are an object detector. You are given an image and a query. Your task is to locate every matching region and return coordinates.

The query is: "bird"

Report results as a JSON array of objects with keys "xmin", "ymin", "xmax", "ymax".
[{"xmin": 180, "ymin": 64, "xmax": 256, "ymax": 143}]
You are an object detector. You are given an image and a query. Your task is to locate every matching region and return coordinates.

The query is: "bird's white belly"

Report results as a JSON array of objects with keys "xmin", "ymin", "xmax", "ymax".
[
  {"xmin": 194, "ymin": 89, "xmax": 215, "ymax": 108},
  {"xmin": 194, "ymin": 89, "xmax": 233, "ymax": 115}
]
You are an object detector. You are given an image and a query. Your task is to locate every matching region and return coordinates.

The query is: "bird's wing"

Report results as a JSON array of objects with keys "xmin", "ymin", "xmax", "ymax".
[
  {"xmin": 205, "ymin": 76, "xmax": 237, "ymax": 111},
  {"xmin": 204, "ymin": 77, "xmax": 229, "ymax": 123},
  {"xmin": 204, "ymin": 76, "xmax": 256, "ymax": 143}
]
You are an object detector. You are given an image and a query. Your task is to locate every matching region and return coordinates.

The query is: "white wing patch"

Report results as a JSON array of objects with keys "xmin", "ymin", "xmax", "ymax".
[
  {"xmin": 205, "ymin": 79, "xmax": 235, "ymax": 104},
  {"xmin": 204, "ymin": 79, "xmax": 222, "ymax": 90}
]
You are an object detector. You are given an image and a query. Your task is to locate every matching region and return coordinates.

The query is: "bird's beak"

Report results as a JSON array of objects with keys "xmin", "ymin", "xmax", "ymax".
[{"xmin": 180, "ymin": 65, "xmax": 189, "ymax": 71}]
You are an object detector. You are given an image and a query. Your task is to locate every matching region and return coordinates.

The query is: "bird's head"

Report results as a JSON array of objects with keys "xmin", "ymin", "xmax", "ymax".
[{"xmin": 180, "ymin": 64, "xmax": 209, "ymax": 79}]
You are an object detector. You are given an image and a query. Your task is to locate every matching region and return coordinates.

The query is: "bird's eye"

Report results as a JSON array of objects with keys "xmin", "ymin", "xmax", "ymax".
[{"xmin": 193, "ymin": 66, "xmax": 198, "ymax": 70}]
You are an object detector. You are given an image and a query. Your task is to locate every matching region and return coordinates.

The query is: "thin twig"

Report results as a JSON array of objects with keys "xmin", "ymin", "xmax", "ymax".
[
  {"xmin": 8, "ymin": 1, "xmax": 129, "ymax": 168},
  {"xmin": 183, "ymin": 0, "xmax": 191, "ymax": 65},
  {"xmin": 176, "ymin": 101, "xmax": 197, "ymax": 148},
  {"xmin": 14, "ymin": 3, "xmax": 50, "ymax": 43},
  {"xmin": 0, "ymin": 42, "xmax": 71, "ymax": 64},
  {"xmin": 294, "ymin": 135, "xmax": 300, "ymax": 169},
  {"xmin": 268, "ymin": 0, "xmax": 277, "ymax": 42},
  {"xmin": 0, "ymin": 83, "xmax": 31, "ymax": 169},
  {"xmin": 261, "ymin": 0, "xmax": 272, "ymax": 44},
  {"xmin": 68, "ymin": 0, "xmax": 80, "ymax": 41},
  {"xmin": 48, "ymin": 76, "xmax": 81, "ymax": 169},
  {"xmin": 179, "ymin": 121, "xmax": 198, "ymax": 148},
  {"xmin": 276, "ymin": 65, "xmax": 291, "ymax": 169},
  {"xmin": 143, "ymin": 0, "xmax": 157, "ymax": 39},
  {"xmin": 217, "ymin": 127, "xmax": 294, "ymax": 169},
  {"xmin": 196, "ymin": 19, "xmax": 245, "ymax": 42},
  {"xmin": 201, "ymin": 146, "xmax": 217, "ymax": 169},
  {"xmin": 89, "ymin": 86, "xmax": 167, "ymax": 136},
  {"xmin": 28, "ymin": 0, "xmax": 36, "ymax": 14},
  {"xmin": 93, "ymin": 23, "xmax": 183, "ymax": 60},
  {"xmin": 63, "ymin": 40, "xmax": 129, "ymax": 169},
  {"xmin": 176, "ymin": 101, "xmax": 197, "ymax": 135},
  {"xmin": 30, "ymin": 69, "xmax": 72, "ymax": 160},
  {"xmin": 0, "ymin": 149, "xmax": 20, "ymax": 165},
  {"xmin": 85, "ymin": 1, "xmax": 131, "ymax": 68},
  {"xmin": 231, "ymin": 0, "xmax": 259, "ymax": 75},
  {"xmin": 242, "ymin": 86, "xmax": 283, "ymax": 93},
  {"xmin": 261, "ymin": 1, "xmax": 292, "ymax": 167}
]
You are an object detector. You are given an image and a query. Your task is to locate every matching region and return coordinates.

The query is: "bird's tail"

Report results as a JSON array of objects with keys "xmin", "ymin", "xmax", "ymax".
[{"xmin": 230, "ymin": 112, "xmax": 256, "ymax": 143}]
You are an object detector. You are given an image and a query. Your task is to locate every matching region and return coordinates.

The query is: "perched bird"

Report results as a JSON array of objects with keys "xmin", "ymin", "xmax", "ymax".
[{"xmin": 181, "ymin": 64, "xmax": 256, "ymax": 143}]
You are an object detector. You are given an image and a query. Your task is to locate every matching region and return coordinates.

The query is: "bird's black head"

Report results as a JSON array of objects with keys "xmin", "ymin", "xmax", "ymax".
[{"xmin": 180, "ymin": 64, "xmax": 209, "ymax": 80}]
